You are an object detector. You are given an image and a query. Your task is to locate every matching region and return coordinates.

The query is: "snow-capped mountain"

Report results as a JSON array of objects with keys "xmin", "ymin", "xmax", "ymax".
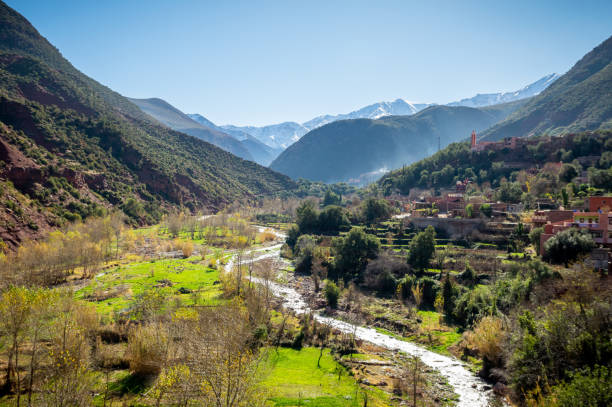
[
  {"xmin": 302, "ymin": 99, "xmax": 433, "ymax": 129},
  {"xmin": 221, "ymin": 122, "xmax": 308, "ymax": 150},
  {"xmin": 447, "ymin": 73, "xmax": 560, "ymax": 107},
  {"xmin": 192, "ymin": 73, "xmax": 559, "ymax": 152},
  {"xmin": 209, "ymin": 99, "xmax": 433, "ymax": 150}
]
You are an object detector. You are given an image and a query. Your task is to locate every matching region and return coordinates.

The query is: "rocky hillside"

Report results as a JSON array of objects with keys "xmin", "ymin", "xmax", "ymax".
[{"xmin": 0, "ymin": 1, "xmax": 295, "ymax": 247}]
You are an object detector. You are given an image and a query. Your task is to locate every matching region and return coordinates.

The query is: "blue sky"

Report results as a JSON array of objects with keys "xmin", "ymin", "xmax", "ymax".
[{"xmin": 7, "ymin": 0, "xmax": 612, "ymax": 126}]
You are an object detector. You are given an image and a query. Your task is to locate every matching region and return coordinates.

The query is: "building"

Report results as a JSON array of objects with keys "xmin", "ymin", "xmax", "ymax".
[
  {"xmin": 585, "ymin": 196, "xmax": 612, "ymax": 212},
  {"xmin": 539, "ymin": 211, "xmax": 612, "ymax": 256}
]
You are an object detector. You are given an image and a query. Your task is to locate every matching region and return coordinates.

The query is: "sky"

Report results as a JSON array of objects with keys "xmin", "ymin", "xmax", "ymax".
[{"xmin": 7, "ymin": 0, "xmax": 612, "ymax": 126}]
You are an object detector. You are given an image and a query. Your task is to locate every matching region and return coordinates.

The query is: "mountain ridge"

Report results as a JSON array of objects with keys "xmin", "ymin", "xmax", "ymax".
[
  {"xmin": 0, "ymin": 0, "xmax": 295, "ymax": 246},
  {"xmin": 196, "ymin": 74, "xmax": 558, "ymax": 151},
  {"xmin": 269, "ymin": 100, "xmax": 528, "ymax": 184}
]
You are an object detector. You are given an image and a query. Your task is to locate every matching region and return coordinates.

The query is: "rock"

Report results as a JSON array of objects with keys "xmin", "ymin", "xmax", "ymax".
[{"xmin": 177, "ymin": 287, "xmax": 192, "ymax": 294}]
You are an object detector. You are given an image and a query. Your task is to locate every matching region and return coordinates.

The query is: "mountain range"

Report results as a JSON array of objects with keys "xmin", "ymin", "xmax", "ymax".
[
  {"xmin": 0, "ymin": 1, "xmax": 294, "ymax": 246},
  {"xmin": 269, "ymin": 35, "xmax": 612, "ymax": 185},
  {"xmin": 128, "ymin": 98, "xmax": 281, "ymax": 165},
  {"xmin": 192, "ymin": 74, "xmax": 559, "ymax": 151},
  {"xmin": 270, "ymin": 100, "xmax": 529, "ymax": 184}
]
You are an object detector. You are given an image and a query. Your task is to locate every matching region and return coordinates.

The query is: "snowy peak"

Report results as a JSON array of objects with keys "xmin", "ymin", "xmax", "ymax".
[
  {"xmin": 447, "ymin": 73, "xmax": 560, "ymax": 108},
  {"xmin": 302, "ymin": 99, "xmax": 433, "ymax": 130}
]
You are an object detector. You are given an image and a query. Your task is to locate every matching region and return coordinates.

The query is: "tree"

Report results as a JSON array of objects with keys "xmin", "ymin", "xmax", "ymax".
[
  {"xmin": 496, "ymin": 182, "xmax": 523, "ymax": 203},
  {"xmin": 407, "ymin": 226, "xmax": 436, "ymax": 271},
  {"xmin": 286, "ymin": 224, "xmax": 300, "ymax": 249},
  {"xmin": 559, "ymin": 164, "xmax": 579, "ymax": 182},
  {"xmin": 361, "ymin": 198, "xmax": 392, "ymax": 225},
  {"xmin": 324, "ymin": 280, "xmax": 340, "ymax": 308},
  {"xmin": 544, "ymin": 228, "xmax": 595, "ymax": 266},
  {"xmin": 296, "ymin": 200, "xmax": 319, "ymax": 234},
  {"xmin": 442, "ymin": 273, "xmax": 455, "ymax": 318},
  {"xmin": 333, "ymin": 227, "xmax": 380, "ymax": 280},
  {"xmin": 318, "ymin": 205, "xmax": 349, "ymax": 233},
  {"xmin": 0, "ymin": 286, "xmax": 33, "ymax": 402},
  {"xmin": 323, "ymin": 189, "xmax": 341, "ymax": 206},
  {"xmin": 294, "ymin": 235, "xmax": 316, "ymax": 274}
]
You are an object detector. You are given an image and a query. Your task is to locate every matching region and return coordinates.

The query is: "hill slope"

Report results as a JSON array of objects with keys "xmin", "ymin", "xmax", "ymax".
[
  {"xmin": 379, "ymin": 130, "xmax": 612, "ymax": 195},
  {"xmin": 128, "ymin": 97, "xmax": 254, "ymax": 161},
  {"xmin": 269, "ymin": 100, "xmax": 528, "ymax": 184},
  {"xmin": 0, "ymin": 1, "xmax": 294, "ymax": 246},
  {"xmin": 188, "ymin": 112, "xmax": 282, "ymax": 165},
  {"xmin": 481, "ymin": 35, "xmax": 612, "ymax": 140}
]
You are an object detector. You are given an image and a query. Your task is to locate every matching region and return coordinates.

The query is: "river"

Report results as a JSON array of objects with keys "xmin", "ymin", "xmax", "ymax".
[{"xmin": 226, "ymin": 227, "xmax": 501, "ymax": 407}]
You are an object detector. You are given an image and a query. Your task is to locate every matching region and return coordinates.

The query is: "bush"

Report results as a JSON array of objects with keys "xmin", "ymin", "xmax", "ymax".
[
  {"xmin": 465, "ymin": 316, "xmax": 505, "ymax": 367},
  {"xmin": 286, "ymin": 224, "xmax": 300, "ymax": 249},
  {"xmin": 324, "ymin": 280, "xmax": 340, "ymax": 308},
  {"xmin": 544, "ymin": 228, "xmax": 595, "ymax": 266},
  {"xmin": 363, "ymin": 254, "xmax": 408, "ymax": 294},
  {"xmin": 543, "ymin": 365, "xmax": 611, "ymax": 407},
  {"xmin": 127, "ymin": 323, "xmax": 169, "ymax": 376},
  {"xmin": 416, "ymin": 276, "xmax": 440, "ymax": 307},
  {"xmin": 453, "ymin": 285, "xmax": 495, "ymax": 327},
  {"xmin": 480, "ymin": 203, "xmax": 492, "ymax": 218}
]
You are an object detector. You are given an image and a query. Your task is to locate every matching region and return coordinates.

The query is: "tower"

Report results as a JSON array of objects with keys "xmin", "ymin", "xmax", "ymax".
[{"xmin": 471, "ymin": 130, "xmax": 476, "ymax": 148}]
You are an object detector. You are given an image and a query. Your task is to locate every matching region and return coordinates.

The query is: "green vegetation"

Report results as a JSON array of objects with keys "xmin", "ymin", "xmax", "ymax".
[
  {"xmin": 262, "ymin": 347, "xmax": 385, "ymax": 406},
  {"xmin": 380, "ymin": 131, "xmax": 612, "ymax": 195}
]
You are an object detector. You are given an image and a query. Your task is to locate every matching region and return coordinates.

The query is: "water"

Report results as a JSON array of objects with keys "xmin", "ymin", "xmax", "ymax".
[{"xmin": 228, "ymin": 227, "xmax": 500, "ymax": 407}]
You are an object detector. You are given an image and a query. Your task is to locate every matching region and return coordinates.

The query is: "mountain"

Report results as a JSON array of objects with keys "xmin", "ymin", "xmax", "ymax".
[
  {"xmin": 481, "ymin": 35, "xmax": 612, "ymax": 141},
  {"xmin": 0, "ymin": 1, "xmax": 294, "ymax": 246},
  {"xmin": 302, "ymin": 99, "xmax": 433, "ymax": 130},
  {"xmin": 221, "ymin": 121, "xmax": 309, "ymax": 150},
  {"xmin": 447, "ymin": 73, "xmax": 560, "ymax": 107},
  {"xmin": 187, "ymin": 112, "xmax": 282, "ymax": 165},
  {"xmin": 128, "ymin": 97, "xmax": 254, "ymax": 161},
  {"xmin": 212, "ymin": 75, "xmax": 558, "ymax": 152},
  {"xmin": 269, "ymin": 100, "xmax": 528, "ymax": 184}
]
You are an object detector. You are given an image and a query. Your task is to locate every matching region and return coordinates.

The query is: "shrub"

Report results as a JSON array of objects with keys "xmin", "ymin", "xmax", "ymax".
[
  {"xmin": 480, "ymin": 203, "xmax": 492, "ymax": 218},
  {"xmin": 416, "ymin": 276, "xmax": 440, "ymax": 307},
  {"xmin": 324, "ymin": 280, "xmax": 340, "ymax": 308},
  {"xmin": 453, "ymin": 285, "xmax": 495, "ymax": 327},
  {"xmin": 127, "ymin": 323, "xmax": 169, "ymax": 376},
  {"xmin": 465, "ymin": 316, "xmax": 505, "ymax": 367},
  {"xmin": 542, "ymin": 365, "xmax": 611, "ymax": 407},
  {"xmin": 544, "ymin": 228, "xmax": 595, "ymax": 266}
]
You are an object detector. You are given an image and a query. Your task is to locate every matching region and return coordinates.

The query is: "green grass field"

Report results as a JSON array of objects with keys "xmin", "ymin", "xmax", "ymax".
[
  {"xmin": 75, "ymin": 256, "xmax": 223, "ymax": 319},
  {"xmin": 261, "ymin": 347, "xmax": 390, "ymax": 407}
]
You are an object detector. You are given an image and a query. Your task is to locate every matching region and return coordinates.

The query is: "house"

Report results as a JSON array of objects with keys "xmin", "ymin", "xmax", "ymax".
[
  {"xmin": 585, "ymin": 196, "xmax": 612, "ymax": 212},
  {"xmin": 532, "ymin": 210, "xmax": 574, "ymax": 227},
  {"xmin": 539, "ymin": 211, "xmax": 612, "ymax": 256}
]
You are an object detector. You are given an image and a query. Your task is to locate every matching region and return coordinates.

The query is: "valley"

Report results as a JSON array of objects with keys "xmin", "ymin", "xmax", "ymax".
[{"xmin": 0, "ymin": 1, "xmax": 611, "ymax": 407}]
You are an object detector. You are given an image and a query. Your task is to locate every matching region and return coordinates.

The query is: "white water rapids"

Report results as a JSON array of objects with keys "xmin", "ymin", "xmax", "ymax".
[{"xmin": 225, "ymin": 227, "xmax": 501, "ymax": 407}]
